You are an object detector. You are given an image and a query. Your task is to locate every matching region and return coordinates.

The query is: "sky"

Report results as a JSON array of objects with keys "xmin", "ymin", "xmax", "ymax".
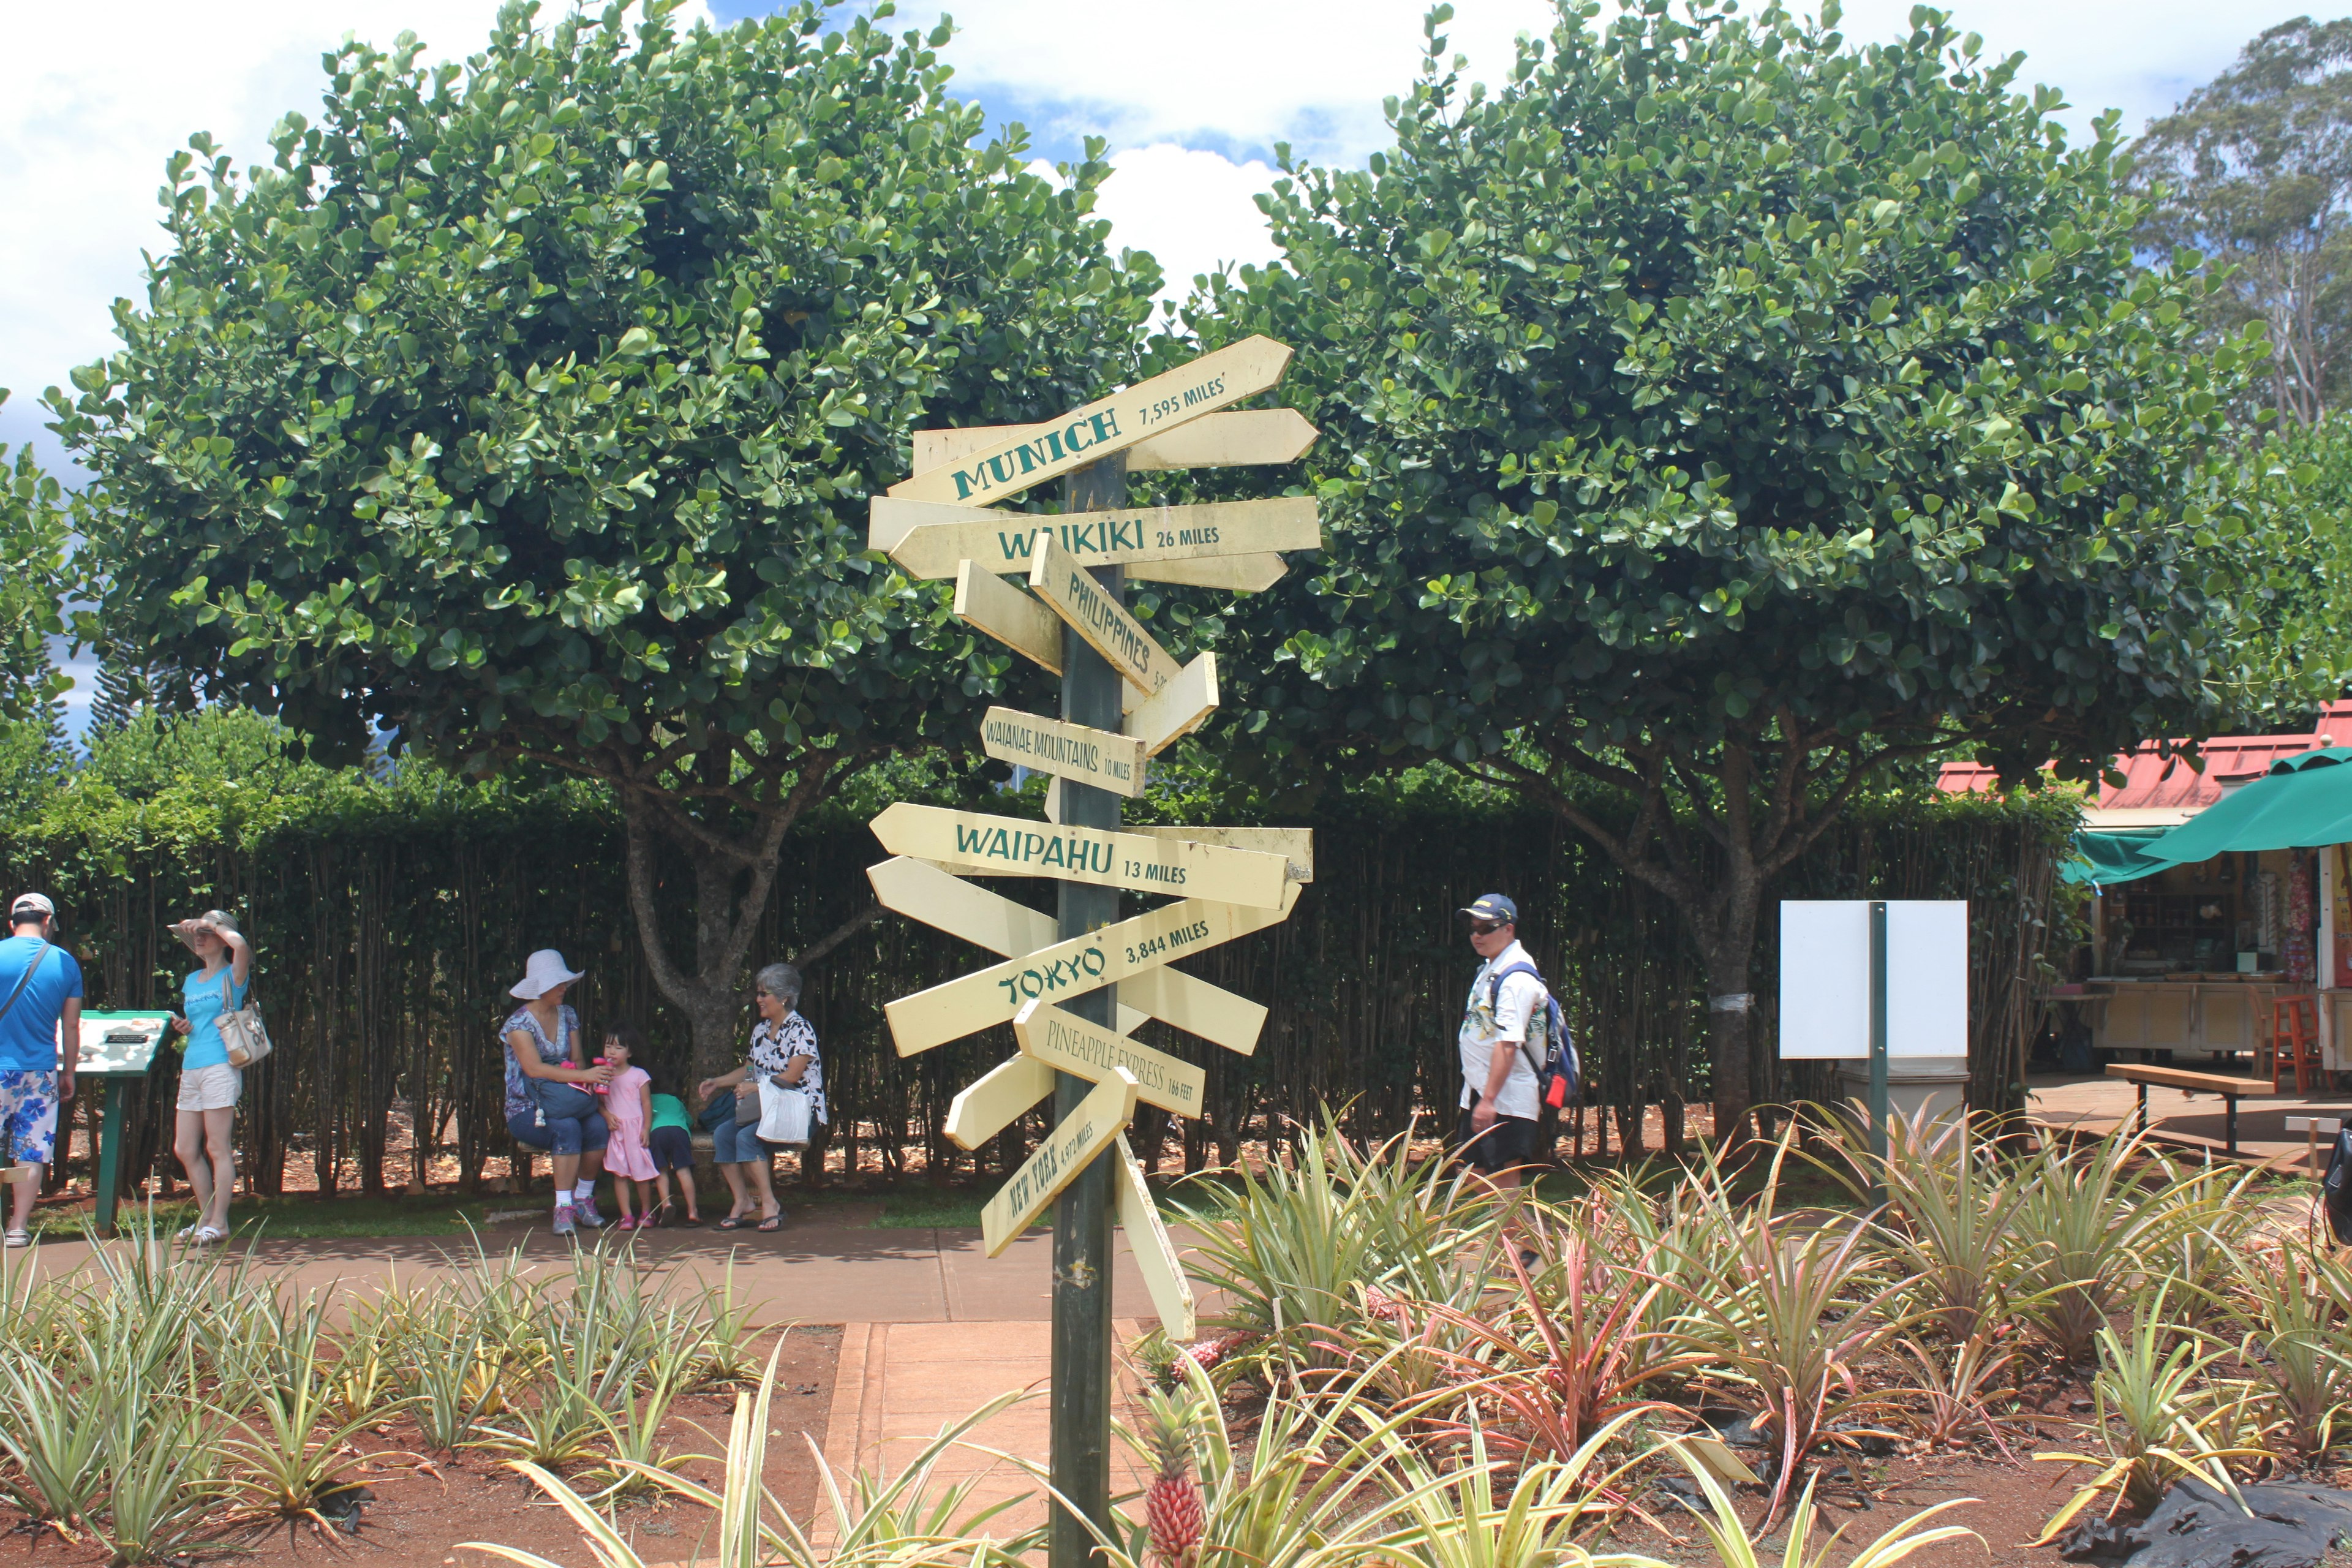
[{"xmin": 2, "ymin": 0, "xmax": 2329, "ymax": 730}]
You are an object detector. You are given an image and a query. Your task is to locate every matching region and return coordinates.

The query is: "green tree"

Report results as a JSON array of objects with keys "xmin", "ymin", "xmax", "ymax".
[
  {"xmin": 2134, "ymin": 18, "xmax": 2352, "ymax": 429},
  {"xmin": 48, "ymin": 0, "xmax": 1158, "ymax": 1077},
  {"xmin": 0, "ymin": 393, "xmax": 78, "ymax": 725},
  {"xmin": 1191, "ymin": 0, "xmax": 2299, "ymax": 1130}
]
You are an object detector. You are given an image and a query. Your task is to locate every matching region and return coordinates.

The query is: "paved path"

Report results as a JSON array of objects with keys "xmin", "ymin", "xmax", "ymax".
[
  {"xmin": 818, "ymin": 1318, "xmax": 1152, "ymax": 1545},
  {"xmin": 16, "ymin": 1215, "xmax": 1207, "ymax": 1323}
]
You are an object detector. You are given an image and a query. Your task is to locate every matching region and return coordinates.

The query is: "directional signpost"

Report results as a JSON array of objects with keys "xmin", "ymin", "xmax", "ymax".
[{"xmin": 868, "ymin": 339, "xmax": 1316, "ymax": 1568}]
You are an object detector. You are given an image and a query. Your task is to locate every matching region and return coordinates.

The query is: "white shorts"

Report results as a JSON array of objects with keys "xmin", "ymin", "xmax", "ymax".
[{"xmin": 176, "ymin": 1063, "xmax": 242, "ymax": 1112}]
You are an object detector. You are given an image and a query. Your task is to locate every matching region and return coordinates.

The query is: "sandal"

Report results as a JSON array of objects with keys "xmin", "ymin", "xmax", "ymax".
[
  {"xmin": 753, "ymin": 1212, "xmax": 784, "ymax": 1233},
  {"xmin": 2, "ymin": 1230, "xmax": 28, "ymax": 1249},
  {"xmin": 714, "ymin": 1215, "xmax": 746, "ymax": 1231}
]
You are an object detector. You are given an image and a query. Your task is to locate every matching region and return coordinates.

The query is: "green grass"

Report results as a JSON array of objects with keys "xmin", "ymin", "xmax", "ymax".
[{"xmin": 30, "ymin": 1192, "xmax": 499, "ymax": 1242}]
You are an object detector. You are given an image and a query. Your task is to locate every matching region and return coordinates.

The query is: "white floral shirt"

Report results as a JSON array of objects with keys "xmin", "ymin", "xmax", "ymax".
[{"xmin": 748, "ymin": 1011, "xmax": 826, "ymax": 1125}]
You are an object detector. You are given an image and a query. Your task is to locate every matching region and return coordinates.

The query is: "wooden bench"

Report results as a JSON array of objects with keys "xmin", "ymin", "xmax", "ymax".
[{"xmin": 2105, "ymin": 1063, "xmax": 2278, "ymax": 1154}]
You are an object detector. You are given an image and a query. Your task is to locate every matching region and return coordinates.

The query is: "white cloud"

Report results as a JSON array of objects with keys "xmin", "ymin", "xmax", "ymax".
[
  {"xmin": 0, "ymin": 0, "xmax": 710, "ymax": 472},
  {"xmin": 911, "ymin": 0, "xmax": 2315, "ymax": 173},
  {"xmin": 1093, "ymin": 143, "xmax": 1283, "ymax": 303}
]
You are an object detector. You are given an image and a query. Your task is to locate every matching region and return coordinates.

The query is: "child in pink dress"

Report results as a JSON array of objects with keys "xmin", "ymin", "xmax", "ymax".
[{"xmin": 598, "ymin": 1028, "xmax": 658, "ymax": 1229}]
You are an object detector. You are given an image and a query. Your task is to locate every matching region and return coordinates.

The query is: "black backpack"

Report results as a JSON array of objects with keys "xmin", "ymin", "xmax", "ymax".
[
  {"xmin": 2323, "ymin": 1126, "xmax": 2352, "ymax": 1246},
  {"xmin": 1485, "ymin": 959, "xmax": 1580, "ymax": 1109}
]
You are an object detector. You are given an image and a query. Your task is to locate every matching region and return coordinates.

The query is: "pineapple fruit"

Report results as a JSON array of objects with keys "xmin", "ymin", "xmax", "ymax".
[{"xmin": 1139, "ymin": 1388, "xmax": 1205, "ymax": 1568}]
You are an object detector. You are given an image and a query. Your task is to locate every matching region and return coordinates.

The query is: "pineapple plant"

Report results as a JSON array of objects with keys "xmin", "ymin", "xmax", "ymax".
[{"xmin": 1139, "ymin": 1387, "xmax": 1206, "ymax": 1568}]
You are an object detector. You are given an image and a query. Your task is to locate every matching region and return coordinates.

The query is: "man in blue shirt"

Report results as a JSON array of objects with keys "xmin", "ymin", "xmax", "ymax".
[{"xmin": 0, "ymin": 894, "xmax": 81, "ymax": 1247}]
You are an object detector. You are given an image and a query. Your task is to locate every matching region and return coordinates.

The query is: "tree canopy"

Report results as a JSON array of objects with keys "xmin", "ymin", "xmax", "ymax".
[
  {"xmin": 2135, "ymin": 18, "xmax": 2352, "ymax": 428},
  {"xmin": 1191, "ymin": 0, "xmax": 2300, "ymax": 1126},
  {"xmin": 0, "ymin": 396, "xmax": 77, "ymax": 726},
  {"xmin": 48, "ymin": 0, "xmax": 1160, "ymax": 1072}
]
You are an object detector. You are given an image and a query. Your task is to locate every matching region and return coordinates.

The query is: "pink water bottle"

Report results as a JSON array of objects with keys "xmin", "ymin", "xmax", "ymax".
[{"xmin": 590, "ymin": 1056, "xmax": 611, "ymax": 1095}]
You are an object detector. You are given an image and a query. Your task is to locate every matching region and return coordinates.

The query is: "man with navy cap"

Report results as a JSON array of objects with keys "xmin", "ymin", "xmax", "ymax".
[{"xmin": 1455, "ymin": 893, "xmax": 1548, "ymax": 1190}]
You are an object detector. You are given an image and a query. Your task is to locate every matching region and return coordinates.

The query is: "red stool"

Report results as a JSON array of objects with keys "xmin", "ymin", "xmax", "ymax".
[{"xmin": 2266, "ymin": 995, "xmax": 2323, "ymax": 1093}]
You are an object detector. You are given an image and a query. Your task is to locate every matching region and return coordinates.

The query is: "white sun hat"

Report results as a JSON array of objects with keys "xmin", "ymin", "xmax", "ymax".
[{"xmin": 510, "ymin": 949, "xmax": 585, "ymax": 1000}]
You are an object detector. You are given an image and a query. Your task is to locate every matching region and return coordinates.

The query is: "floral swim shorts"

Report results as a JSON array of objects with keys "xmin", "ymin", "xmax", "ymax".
[{"xmin": 0, "ymin": 1070, "xmax": 59, "ymax": 1167}]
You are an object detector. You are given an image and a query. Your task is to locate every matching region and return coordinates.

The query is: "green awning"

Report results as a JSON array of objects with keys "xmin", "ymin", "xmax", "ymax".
[
  {"xmin": 2062, "ymin": 827, "xmax": 2174, "ymax": 887},
  {"xmin": 2133, "ymin": 747, "xmax": 2352, "ymax": 864}
]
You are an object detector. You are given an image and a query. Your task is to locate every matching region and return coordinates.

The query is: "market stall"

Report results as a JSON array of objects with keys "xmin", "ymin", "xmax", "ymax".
[{"xmin": 2068, "ymin": 748, "xmax": 2352, "ymax": 1072}]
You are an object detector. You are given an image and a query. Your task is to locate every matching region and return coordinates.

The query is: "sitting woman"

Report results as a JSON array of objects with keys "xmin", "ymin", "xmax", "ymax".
[
  {"xmin": 500, "ymin": 949, "xmax": 612, "ymax": 1238},
  {"xmin": 696, "ymin": 962, "xmax": 823, "ymax": 1233}
]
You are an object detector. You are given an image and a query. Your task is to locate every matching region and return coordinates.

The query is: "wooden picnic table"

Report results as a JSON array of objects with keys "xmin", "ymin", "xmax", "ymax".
[{"xmin": 2104, "ymin": 1061, "xmax": 2277, "ymax": 1155}]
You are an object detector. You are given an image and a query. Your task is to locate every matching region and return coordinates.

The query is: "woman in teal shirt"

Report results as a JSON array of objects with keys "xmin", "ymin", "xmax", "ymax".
[{"xmin": 167, "ymin": 910, "xmax": 252, "ymax": 1244}]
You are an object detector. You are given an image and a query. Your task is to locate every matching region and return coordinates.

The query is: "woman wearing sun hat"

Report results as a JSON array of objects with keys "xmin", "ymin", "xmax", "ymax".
[
  {"xmin": 165, "ymin": 909, "xmax": 253, "ymax": 1244},
  {"xmin": 500, "ymin": 949, "xmax": 613, "ymax": 1237}
]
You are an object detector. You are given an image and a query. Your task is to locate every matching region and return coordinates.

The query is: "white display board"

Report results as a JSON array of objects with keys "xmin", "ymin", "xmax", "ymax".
[{"xmin": 1778, "ymin": 900, "xmax": 1969, "ymax": 1059}]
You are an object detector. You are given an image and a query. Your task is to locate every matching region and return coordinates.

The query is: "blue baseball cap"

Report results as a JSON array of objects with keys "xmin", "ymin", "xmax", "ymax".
[{"xmin": 1460, "ymin": 894, "xmax": 1517, "ymax": 924}]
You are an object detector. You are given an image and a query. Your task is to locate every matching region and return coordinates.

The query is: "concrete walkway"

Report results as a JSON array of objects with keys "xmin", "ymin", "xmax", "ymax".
[
  {"xmin": 2029, "ymin": 1070, "xmax": 2352, "ymax": 1170},
  {"xmin": 15, "ymin": 1214, "xmax": 1199, "ymax": 1323}
]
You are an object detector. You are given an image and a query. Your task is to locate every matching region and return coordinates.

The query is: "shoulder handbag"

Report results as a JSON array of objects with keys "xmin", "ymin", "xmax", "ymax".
[
  {"xmin": 0, "ymin": 941, "xmax": 52, "ymax": 1029},
  {"xmin": 215, "ymin": 970, "xmax": 273, "ymax": 1068},
  {"xmin": 757, "ymin": 1079, "xmax": 813, "ymax": 1146}
]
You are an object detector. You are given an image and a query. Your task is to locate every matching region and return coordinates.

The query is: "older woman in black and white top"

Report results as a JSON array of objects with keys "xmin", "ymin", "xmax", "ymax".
[{"xmin": 696, "ymin": 961, "xmax": 823, "ymax": 1232}]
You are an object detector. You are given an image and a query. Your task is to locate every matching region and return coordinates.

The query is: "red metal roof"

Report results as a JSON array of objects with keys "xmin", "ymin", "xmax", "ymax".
[{"xmin": 1936, "ymin": 702, "xmax": 2352, "ymax": 812}]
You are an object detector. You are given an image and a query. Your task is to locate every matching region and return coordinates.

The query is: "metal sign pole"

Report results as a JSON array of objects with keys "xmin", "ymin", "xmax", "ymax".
[
  {"xmin": 1049, "ymin": 452, "xmax": 1127, "ymax": 1568},
  {"xmin": 1868, "ymin": 899, "xmax": 1890, "ymax": 1207}
]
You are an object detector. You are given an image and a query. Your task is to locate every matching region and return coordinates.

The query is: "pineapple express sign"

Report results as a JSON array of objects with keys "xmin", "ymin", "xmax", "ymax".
[{"xmin": 886, "ymin": 337, "xmax": 1292, "ymax": 506}]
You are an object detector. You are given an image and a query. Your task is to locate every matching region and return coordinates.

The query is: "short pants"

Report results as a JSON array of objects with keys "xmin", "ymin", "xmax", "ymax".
[
  {"xmin": 507, "ymin": 1107, "xmax": 609, "ymax": 1158},
  {"xmin": 176, "ymin": 1063, "xmax": 242, "ymax": 1112},
  {"xmin": 1453, "ymin": 1102, "xmax": 1543, "ymax": 1175},
  {"xmin": 709, "ymin": 1113, "xmax": 771, "ymax": 1164},
  {"xmin": 647, "ymin": 1125, "xmax": 694, "ymax": 1173},
  {"xmin": 0, "ymin": 1070, "xmax": 60, "ymax": 1167}
]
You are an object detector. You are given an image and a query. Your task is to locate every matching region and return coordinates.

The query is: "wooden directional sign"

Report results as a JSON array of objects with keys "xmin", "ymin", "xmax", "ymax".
[
  {"xmin": 911, "ymin": 407, "xmax": 1318, "ymax": 477},
  {"xmin": 1130, "ymin": 826, "xmax": 1314, "ymax": 883},
  {"xmin": 875, "ymin": 496, "xmax": 1320, "ymax": 578},
  {"xmin": 1028, "ymin": 535, "xmax": 1177, "ymax": 697},
  {"xmin": 872, "ymin": 803, "xmax": 1288, "ymax": 909},
  {"xmin": 1117, "ymin": 965, "xmax": 1265, "ymax": 1058},
  {"xmin": 1125, "ymin": 652, "xmax": 1218, "ymax": 758},
  {"xmin": 981, "ymin": 1068, "xmax": 1138, "ymax": 1257},
  {"xmin": 981, "ymin": 706, "xmax": 1146, "ymax": 799},
  {"xmin": 955, "ymin": 561, "xmax": 1061, "ymax": 674},
  {"xmin": 889, "ymin": 337, "xmax": 1294, "ymax": 506},
  {"xmin": 1116, "ymin": 1136, "xmax": 1196, "ymax": 1339},
  {"xmin": 1014, "ymin": 1000, "xmax": 1206, "ymax": 1118},
  {"xmin": 1130, "ymin": 554, "xmax": 1286, "ymax": 593},
  {"xmin": 946, "ymin": 1054, "xmax": 1058, "ymax": 1151},
  {"xmin": 885, "ymin": 883, "xmax": 1300, "ymax": 1057},
  {"xmin": 866, "ymin": 857, "xmax": 1265, "ymax": 1054}
]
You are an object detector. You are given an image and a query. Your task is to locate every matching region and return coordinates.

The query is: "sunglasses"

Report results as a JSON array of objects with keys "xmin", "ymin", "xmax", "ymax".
[{"xmin": 1469, "ymin": 921, "xmax": 1506, "ymax": 937}]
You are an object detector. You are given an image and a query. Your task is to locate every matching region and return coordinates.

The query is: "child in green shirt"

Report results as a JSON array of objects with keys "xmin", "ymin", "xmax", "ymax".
[{"xmin": 645, "ymin": 1070, "xmax": 702, "ymax": 1226}]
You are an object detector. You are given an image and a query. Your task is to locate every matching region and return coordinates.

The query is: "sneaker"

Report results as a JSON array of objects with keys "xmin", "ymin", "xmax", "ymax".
[
  {"xmin": 613, "ymin": 1215, "xmax": 637, "ymax": 1232},
  {"xmin": 552, "ymin": 1205, "xmax": 577, "ymax": 1238},
  {"xmin": 573, "ymin": 1197, "xmax": 606, "ymax": 1229},
  {"xmin": 2, "ymin": 1230, "xmax": 28, "ymax": 1249}
]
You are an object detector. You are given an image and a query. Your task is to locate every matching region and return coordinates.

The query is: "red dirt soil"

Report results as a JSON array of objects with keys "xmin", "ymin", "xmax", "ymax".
[{"xmin": 0, "ymin": 1326, "xmax": 840, "ymax": 1568}]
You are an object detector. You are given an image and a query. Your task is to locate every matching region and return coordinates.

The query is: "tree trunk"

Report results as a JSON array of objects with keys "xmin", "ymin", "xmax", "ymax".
[{"xmin": 621, "ymin": 795, "xmax": 794, "ymax": 1088}]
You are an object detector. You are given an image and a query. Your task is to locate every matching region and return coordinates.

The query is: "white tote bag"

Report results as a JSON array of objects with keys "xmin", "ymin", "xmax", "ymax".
[{"xmin": 756, "ymin": 1079, "xmax": 813, "ymax": 1146}]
